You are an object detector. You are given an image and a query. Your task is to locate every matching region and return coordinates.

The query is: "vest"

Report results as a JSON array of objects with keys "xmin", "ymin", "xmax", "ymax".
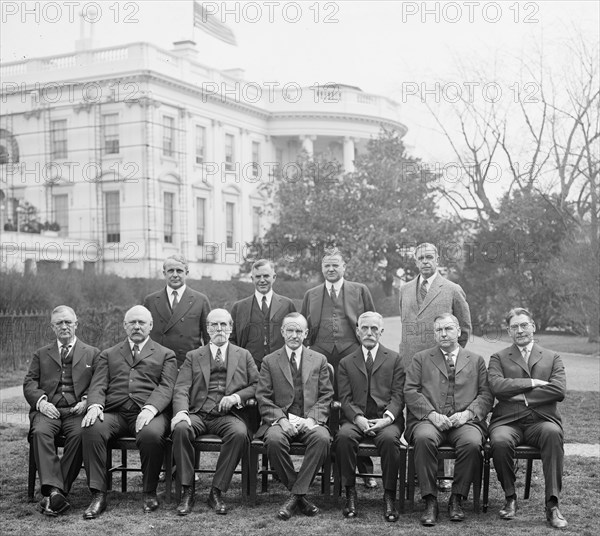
[
  {"xmin": 200, "ymin": 354, "xmax": 227, "ymax": 416},
  {"xmin": 442, "ymin": 357, "xmax": 456, "ymax": 416},
  {"xmin": 245, "ymin": 298, "xmax": 270, "ymax": 362},
  {"xmin": 288, "ymin": 355, "xmax": 304, "ymax": 418},
  {"xmin": 51, "ymin": 349, "xmax": 76, "ymax": 407},
  {"xmin": 365, "ymin": 355, "xmax": 378, "ymax": 419},
  {"xmin": 315, "ymin": 286, "xmax": 356, "ymax": 352}
]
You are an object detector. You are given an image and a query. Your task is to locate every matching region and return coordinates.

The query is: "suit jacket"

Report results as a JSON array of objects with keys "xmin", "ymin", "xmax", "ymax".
[
  {"xmin": 87, "ymin": 338, "xmax": 177, "ymax": 414},
  {"xmin": 488, "ymin": 343, "xmax": 566, "ymax": 431},
  {"xmin": 301, "ymin": 280, "xmax": 375, "ymax": 347},
  {"xmin": 172, "ymin": 344, "xmax": 259, "ymax": 418},
  {"xmin": 23, "ymin": 339, "xmax": 100, "ymax": 415},
  {"xmin": 255, "ymin": 347, "xmax": 334, "ymax": 437},
  {"xmin": 398, "ymin": 274, "xmax": 472, "ymax": 363},
  {"xmin": 230, "ymin": 292, "xmax": 296, "ymax": 361},
  {"xmin": 404, "ymin": 346, "xmax": 493, "ymax": 442},
  {"xmin": 338, "ymin": 344, "xmax": 405, "ymax": 428},
  {"xmin": 143, "ymin": 286, "xmax": 211, "ymax": 366}
]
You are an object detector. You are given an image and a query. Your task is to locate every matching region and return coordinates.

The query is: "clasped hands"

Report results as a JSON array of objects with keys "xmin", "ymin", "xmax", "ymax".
[
  {"xmin": 428, "ymin": 410, "xmax": 471, "ymax": 431},
  {"xmin": 277, "ymin": 416, "xmax": 318, "ymax": 437},
  {"xmin": 39, "ymin": 398, "xmax": 87, "ymax": 419},
  {"xmin": 355, "ymin": 415, "xmax": 392, "ymax": 436}
]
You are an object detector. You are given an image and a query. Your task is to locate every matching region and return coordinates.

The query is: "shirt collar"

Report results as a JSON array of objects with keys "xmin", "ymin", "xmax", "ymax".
[
  {"xmin": 57, "ymin": 337, "xmax": 77, "ymax": 353},
  {"xmin": 362, "ymin": 344, "xmax": 379, "ymax": 360},
  {"xmin": 440, "ymin": 346, "xmax": 458, "ymax": 362},
  {"xmin": 128, "ymin": 337, "xmax": 149, "ymax": 352},
  {"xmin": 419, "ymin": 272, "xmax": 438, "ymax": 286},
  {"xmin": 167, "ymin": 284, "xmax": 186, "ymax": 297},
  {"xmin": 519, "ymin": 342, "xmax": 534, "ymax": 355},
  {"xmin": 255, "ymin": 289, "xmax": 274, "ymax": 306},
  {"xmin": 329, "ymin": 277, "xmax": 344, "ymax": 293},
  {"xmin": 285, "ymin": 346, "xmax": 301, "ymax": 362},
  {"xmin": 210, "ymin": 342, "xmax": 228, "ymax": 359}
]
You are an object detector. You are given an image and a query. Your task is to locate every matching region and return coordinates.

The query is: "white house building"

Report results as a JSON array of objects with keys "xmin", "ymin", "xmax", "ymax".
[{"xmin": 0, "ymin": 39, "xmax": 406, "ymax": 279}]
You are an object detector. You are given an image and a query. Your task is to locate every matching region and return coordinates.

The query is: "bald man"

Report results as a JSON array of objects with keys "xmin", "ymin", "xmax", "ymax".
[{"xmin": 81, "ymin": 305, "xmax": 177, "ymax": 519}]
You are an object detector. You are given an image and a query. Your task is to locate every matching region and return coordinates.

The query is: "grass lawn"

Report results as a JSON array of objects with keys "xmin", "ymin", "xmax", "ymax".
[
  {"xmin": 1, "ymin": 420, "xmax": 599, "ymax": 536},
  {"xmin": 0, "ymin": 363, "xmax": 28, "ymax": 390}
]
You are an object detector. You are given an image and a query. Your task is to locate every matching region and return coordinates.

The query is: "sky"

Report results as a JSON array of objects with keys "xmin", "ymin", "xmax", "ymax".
[{"xmin": 1, "ymin": 1, "xmax": 599, "ymax": 169}]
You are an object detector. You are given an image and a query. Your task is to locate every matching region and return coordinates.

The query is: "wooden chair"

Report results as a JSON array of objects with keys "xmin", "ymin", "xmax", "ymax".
[{"xmin": 482, "ymin": 443, "xmax": 540, "ymax": 513}]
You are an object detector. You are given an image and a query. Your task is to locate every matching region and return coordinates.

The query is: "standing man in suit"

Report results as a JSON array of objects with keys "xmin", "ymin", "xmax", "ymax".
[
  {"xmin": 404, "ymin": 313, "xmax": 492, "ymax": 526},
  {"xmin": 488, "ymin": 308, "xmax": 568, "ymax": 529},
  {"xmin": 80, "ymin": 305, "xmax": 177, "ymax": 519},
  {"xmin": 230, "ymin": 259, "xmax": 296, "ymax": 370},
  {"xmin": 256, "ymin": 312, "xmax": 334, "ymax": 520},
  {"xmin": 172, "ymin": 308, "xmax": 259, "ymax": 516},
  {"xmin": 301, "ymin": 248, "xmax": 376, "ymax": 485},
  {"xmin": 398, "ymin": 242, "xmax": 472, "ymax": 490},
  {"xmin": 144, "ymin": 254, "xmax": 211, "ymax": 368},
  {"xmin": 336, "ymin": 312, "xmax": 405, "ymax": 522},
  {"xmin": 24, "ymin": 305, "xmax": 100, "ymax": 517}
]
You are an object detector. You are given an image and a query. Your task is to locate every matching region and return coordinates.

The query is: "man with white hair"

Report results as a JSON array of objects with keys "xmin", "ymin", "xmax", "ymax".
[{"xmin": 81, "ymin": 305, "xmax": 177, "ymax": 519}]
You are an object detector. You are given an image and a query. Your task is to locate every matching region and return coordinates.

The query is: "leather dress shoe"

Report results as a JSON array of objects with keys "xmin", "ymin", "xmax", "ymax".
[
  {"xmin": 176, "ymin": 486, "xmax": 195, "ymax": 516},
  {"xmin": 448, "ymin": 494, "xmax": 465, "ymax": 522},
  {"xmin": 38, "ymin": 496, "xmax": 58, "ymax": 517},
  {"xmin": 83, "ymin": 491, "xmax": 107, "ymax": 520},
  {"xmin": 298, "ymin": 495, "xmax": 319, "ymax": 516},
  {"xmin": 499, "ymin": 497, "xmax": 518, "ymax": 520},
  {"xmin": 383, "ymin": 490, "xmax": 398, "ymax": 522},
  {"xmin": 48, "ymin": 487, "xmax": 70, "ymax": 515},
  {"xmin": 546, "ymin": 506, "xmax": 568, "ymax": 529},
  {"xmin": 420, "ymin": 497, "xmax": 439, "ymax": 526},
  {"xmin": 207, "ymin": 487, "xmax": 227, "ymax": 515},
  {"xmin": 277, "ymin": 494, "xmax": 298, "ymax": 520},
  {"xmin": 363, "ymin": 476, "xmax": 378, "ymax": 489},
  {"xmin": 143, "ymin": 491, "xmax": 159, "ymax": 513},
  {"xmin": 343, "ymin": 487, "xmax": 357, "ymax": 518}
]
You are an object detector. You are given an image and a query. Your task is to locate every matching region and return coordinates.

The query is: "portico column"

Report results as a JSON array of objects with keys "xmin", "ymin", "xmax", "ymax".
[
  {"xmin": 300, "ymin": 135, "xmax": 316, "ymax": 156},
  {"xmin": 343, "ymin": 137, "xmax": 355, "ymax": 172}
]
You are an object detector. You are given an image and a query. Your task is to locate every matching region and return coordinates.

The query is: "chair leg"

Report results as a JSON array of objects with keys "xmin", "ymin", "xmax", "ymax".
[
  {"xmin": 121, "ymin": 449, "xmax": 128, "ymax": 493},
  {"xmin": 482, "ymin": 449, "xmax": 490, "ymax": 513},
  {"xmin": 249, "ymin": 448, "xmax": 259, "ymax": 505},
  {"xmin": 164, "ymin": 442, "xmax": 172, "ymax": 503},
  {"xmin": 524, "ymin": 459, "xmax": 533, "ymax": 499},
  {"xmin": 473, "ymin": 451, "xmax": 482, "ymax": 513},
  {"xmin": 398, "ymin": 449, "xmax": 407, "ymax": 513},
  {"xmin": 322, "ymin": 449, "xmax": 331, "ymax": 496},
  {"xmin": 107, "ymin": 447, "xmax": 113, "ymax": 492},
  {"xmin": 261, "ymin": 452, "xmax": 269, "ymax": 493},
  {"xmin": 407, "ymin": 449, "xmax": 415, "ymax": 510},
  {"xmin": 241, "ymin": 449, "xmax": 250, "ymax": 502},
  {"xmin": 28, "ymin": 444, "xmax": 36, "ymax": 502}
]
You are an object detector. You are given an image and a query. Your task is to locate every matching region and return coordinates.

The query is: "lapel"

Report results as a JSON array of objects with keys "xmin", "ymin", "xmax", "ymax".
[
  {"xmin": 166, "ymin": 287, "xmax": 195, "ymax": 330},
  {"xmin": 277, "ymin": 348, "xmax": 294, "ymax": 387},
  {"xmin": 403, "ymin": 279, "xmax": 419, "ymax": 315},
  {"xmin": 341, "ymin": 281, "xmax": 358, "ymax": 321},
  {"xmin": 300, "ymin": 348, "xmax": 312, "ymax": 386},
  {"xmin": 225, "ymin": 345, "xmax": 238, "ymax": 387},
  {"xmin": 310, "ymin": 285, "xmax": 325, "ymax": 328},
  {"xmin": 351, "ymin": 349, "xmax": 368, "ymax": 378},
  {"xmin": 199, "ymin": 345, "xmax": 212, "ymax": 388},
  {"xmin": 372, "ymin": 346, "xmax": 387, "ymax": 375},
  {"xmin": 121, "ymin": 340, "xmax": 134, "ymax": 368},
  {"xmin": 153, "ymin": 288, "xmax": 173, "ymax": 324},
  {"xmin": 420, "ymin": 275, "xmax": 444, "ymax": 313},
  {"xmin": 528, "ymin": 344, "xmax": 543, "ymax": 371},
  {"xmin": 431, "ymin": 348, "xmax": 449, "ymax": 378},
  {"xmin": 269, "ymin": 293, "xmax": 283, "ymax": 321},
  {"xmin": 508, "ymin": 344, "xmax": 530, "ymax": 375},
  {"xmin": 454, "ymin": 347, "xmax": 469, "ymax": 375},
  {"xmin": 47, "ymin": 343, "xmax": 61, "ymax": 367},
  {"xmin": 134, "ymin": 339, "xmax": 154, "ymax": 366},
  {"xmin": 71, "ymin": 339, "xmax": 83, "ymax": 368}
]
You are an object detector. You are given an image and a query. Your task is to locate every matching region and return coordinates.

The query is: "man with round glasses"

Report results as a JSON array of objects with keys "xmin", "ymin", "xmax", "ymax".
[{"xmin": 488, "ymin": 307, "xmax": 568, "ymax": 529}]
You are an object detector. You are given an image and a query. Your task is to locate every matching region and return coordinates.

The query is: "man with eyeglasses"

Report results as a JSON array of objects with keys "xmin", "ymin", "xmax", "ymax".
[
  {"xmin": 171, "ymin": 308, "xmax": 258, "ymax": 516},
  {"xmin": 335, "ymin": 312, "xmax": 405, "ymax": 522},
  {"xmin": 80, "ymin": 305, "xmax": 177, "ymax": 519},
  {"xmin": 144, "ymin": 254, "xmax": 211, "ymax": 368},
  {"xmin": 256, "ymin": 312, "xmax": 334, "ymax": 520},
  {"xmin": 488, "ymin": 308, "xmax": 568, "ymax": 529},
  {"xmin": 24, "ymin": 305, "xmax": 100, "ymax": 517},
  {"xmin": 405, "ymin": 313, "xmax": 492, "ymax": 526}
]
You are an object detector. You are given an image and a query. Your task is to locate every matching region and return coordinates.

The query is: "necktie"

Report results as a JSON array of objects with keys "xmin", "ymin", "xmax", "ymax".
[
  {"xmin": 521, "ymin": 347, "xmax": 529, "ymax": 367},
  {"xmin": 419, "ymin": 279, "xmax": 428, "ymax": 302},
  {"xmin": 366, "ymin": 350, "xmax": 374, "ymax": 376},
  {"xmin": 330, "ymin": 286, "xmax": 337, "ymax": 300},
  {"xmin": 132, "ymin": 344, "xmax": 140, "ymax": 361},
  {"xmin": 261, "ymin": 296, "xmax": 268, "ymax": 317},
  {"xmin": 290, "ymin": 351, "xmax": 298, "ymax": 376},
  {"xmin": 444, "ymin": 352, "xmax": 455, "ymax": 369},
  {"xmin": 60, "ymin": 345, "xmax": 69, "ymax": 363},
  {"xmin": 171, "ymin": 290, "xmax": 179, "ymax": 310},
  {"xmin": 215, "ymin": 347, "xmax": 224, "ymax": 368}
]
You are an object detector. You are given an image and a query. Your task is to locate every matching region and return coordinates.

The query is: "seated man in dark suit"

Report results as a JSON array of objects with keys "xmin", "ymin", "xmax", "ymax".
[
  {"xmin": 143, "ymin": 254, "xmax": 211, "ymax": 369},
  {"xmin": 230, "ymin": 258, "xmax": 296, "ymax": 370},
  {"xmin": 405, "ymin": 313, "xmax": 492, "ymax": 526},
  {"xmin": 256, "ymin": 312, "xmax": 334, "ymax": 520},
  {"xmin": 24, "ymin": 305, "xmax": 100, "ymax": 516},
  {"xmin": 488, "ymin": 307, "xmax": 568, "ymax": 529},
  {"xmin": 336, "ymin": 312, "xmax": 405, "ymax": 522},
  {"xmin": 171, "ymin": 308, "xmax": 259, "ymax": 516},
  {"xmin": 80, "ymin": 305, "xmax": 177, "ymax": 519}
]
